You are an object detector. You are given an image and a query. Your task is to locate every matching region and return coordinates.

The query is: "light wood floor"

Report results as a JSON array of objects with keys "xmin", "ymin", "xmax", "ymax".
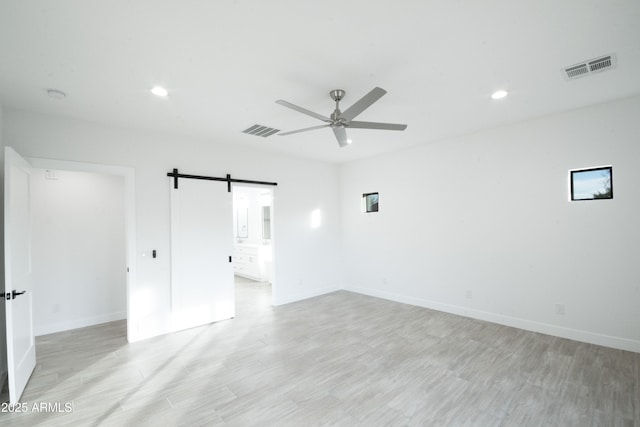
[{"xmin": 1, "ymin": 278, "xmax": 639, "ymax": 426}]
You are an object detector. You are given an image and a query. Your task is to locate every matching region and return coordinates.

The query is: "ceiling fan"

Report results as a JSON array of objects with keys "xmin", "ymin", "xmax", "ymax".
[{"xmin": 276, "ymin": 87, "xmax": 407, "ymax": 147}]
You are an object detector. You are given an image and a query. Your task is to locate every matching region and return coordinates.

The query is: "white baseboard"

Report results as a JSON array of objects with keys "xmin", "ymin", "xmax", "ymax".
[
  {"xmin": 344, "ymin": 285, "xmax": 640, "ymax": 353},
  {"xmin": 35, "ymin": 311, "xmax": 127, "ymax": 336},
  {"xmin": 272, "ymin": 285, "xmax": 340, "ymax": 306}
]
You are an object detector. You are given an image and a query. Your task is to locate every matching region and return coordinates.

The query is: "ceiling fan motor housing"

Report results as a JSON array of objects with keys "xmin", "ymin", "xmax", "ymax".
[{"xmin": 330, "ymin": 111, "xmax": 346, "ymax": 124}]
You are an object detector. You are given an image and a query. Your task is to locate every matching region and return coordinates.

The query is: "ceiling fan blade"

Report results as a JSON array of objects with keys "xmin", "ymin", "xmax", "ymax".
[
  {"xmin": 340, "ymin": 87, "xmax": 387, "ymax": 121},
  {"xmin": 348, "ymin": 120, "xmax": 407, "ymax": 131},
  {"xmin": 278, "ymin": 124, "xmax": 330, "ymax": 136},
  {"xmin": 275, "ymin": 100, "xmax": 331, "ymax": 122},
  {"xmin": 332, "ymin": 126, "xmax": 349, "ymax": 147}
]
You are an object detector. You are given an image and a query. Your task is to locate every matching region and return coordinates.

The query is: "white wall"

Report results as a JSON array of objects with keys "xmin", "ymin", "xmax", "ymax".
[
  {"xmin": 340, "ymin": 95, "xmax": 640, "ymax": 352},
  {"xmin": 30, "ymin": 169, "xmax": 126, "ymax": 335},
  {"xmin": 3, "ymin": 109, "xmax": 343, "ymax": 341}
]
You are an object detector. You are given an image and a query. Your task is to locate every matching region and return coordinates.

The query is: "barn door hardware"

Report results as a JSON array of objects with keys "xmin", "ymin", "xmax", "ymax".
[{"xmin": 167, "ymin": 168, "xmax": 278, "ymax": 192}]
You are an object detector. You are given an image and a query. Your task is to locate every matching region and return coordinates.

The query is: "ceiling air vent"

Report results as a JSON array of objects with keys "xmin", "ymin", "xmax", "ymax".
[
  {"xmin": 589, "ymin": 55, "xmax": 613, "ymax": 72},
  {"xmin": 242, "ymin": 124, "xmax": 280, "ymax": 137},
  {"xmin": 563, "ymin": 54, "xmax": 617, "ymax": 81}
]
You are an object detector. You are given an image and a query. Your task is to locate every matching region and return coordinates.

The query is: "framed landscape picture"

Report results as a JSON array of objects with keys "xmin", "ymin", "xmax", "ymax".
[{"xmin": 570, "ymin": 166, "xmax": 613, "ymax": 201}]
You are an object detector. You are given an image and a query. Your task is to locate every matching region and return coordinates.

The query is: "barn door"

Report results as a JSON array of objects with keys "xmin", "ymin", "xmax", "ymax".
[{"xmin": 170, "ymin": 178, "xmax": 234, "ymax": 330}]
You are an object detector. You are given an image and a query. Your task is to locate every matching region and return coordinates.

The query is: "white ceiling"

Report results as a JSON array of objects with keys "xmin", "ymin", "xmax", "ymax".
[{"xmin": 1, "ymin": 1, "xmax": 639, "ymax": 164}]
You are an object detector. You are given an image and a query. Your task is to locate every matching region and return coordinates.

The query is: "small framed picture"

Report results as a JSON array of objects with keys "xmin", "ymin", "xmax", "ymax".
[
  {"xmin": 363, "ymin": 192, "xmax": 379, "ymax": 213},
  {"xmin": 570, "ymin": 166, "xmax": 613, "ymax": 201}
]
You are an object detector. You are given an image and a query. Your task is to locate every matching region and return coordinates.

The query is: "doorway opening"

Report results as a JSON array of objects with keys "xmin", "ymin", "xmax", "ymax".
[
  {"xmin": 232, "ymin": 185, "xmax": 274, "ymax": 316},
  {"xmin": 28, "ymin": 157, "xmax": 136, "ymax": 341},
  {"xmin": 30, "ymin": 168, "xmax": 127, "ymax": 336}
]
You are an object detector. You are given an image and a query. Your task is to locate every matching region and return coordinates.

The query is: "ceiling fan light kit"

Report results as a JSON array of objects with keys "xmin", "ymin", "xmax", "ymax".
[{"xmin": 276, "ymin": 87, "xmax": 407, "ymax": 147}]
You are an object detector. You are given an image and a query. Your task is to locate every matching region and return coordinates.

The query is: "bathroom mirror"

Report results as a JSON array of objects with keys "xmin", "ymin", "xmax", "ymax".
[
  {"xmin": 262, "ymin": 206, "xmax": 271, "ymax": 240},
  {"xmin": 237, "ymin": 208, "xmax": 248, "ymax": 238}
]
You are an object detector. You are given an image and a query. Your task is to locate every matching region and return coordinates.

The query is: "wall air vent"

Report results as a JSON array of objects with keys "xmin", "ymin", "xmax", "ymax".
[
  {"xmin": 242, "ymin": 124, "xmax": 280, "ymax": 137},
  {"xmin": 563, "ymin": 54, "xmax": 617, "ymax": 81}
]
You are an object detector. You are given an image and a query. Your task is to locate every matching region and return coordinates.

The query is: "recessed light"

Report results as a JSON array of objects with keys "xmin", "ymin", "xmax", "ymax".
[
  {"xmin": 346, "ymin": 139, "xmax": 352, "ymax": 144},
  {"xmin": 491, "ymin": 90, "xmax": 508, "ymax": 100},
  {"xmin": 47, "ymin": 89, "xmax": 66, "ymax": 100},
  {"xmin": 151, "ymin": 86, "xmax": 168, "ymax": 97}
]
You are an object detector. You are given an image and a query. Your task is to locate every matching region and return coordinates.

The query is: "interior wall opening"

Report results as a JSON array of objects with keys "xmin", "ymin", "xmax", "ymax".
[
  {"xmin": 30, "ymin": 168, "xmax": 127, "ymax": 336},
  {"xmin": 232, "ymin": 185, "xmax": 274, "ymax": 314}
]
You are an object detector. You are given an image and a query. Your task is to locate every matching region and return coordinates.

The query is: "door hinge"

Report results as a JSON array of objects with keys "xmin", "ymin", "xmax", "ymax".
[{"xmin": 229, "ymin": 256, "xmax": 232, "ymax": 263}]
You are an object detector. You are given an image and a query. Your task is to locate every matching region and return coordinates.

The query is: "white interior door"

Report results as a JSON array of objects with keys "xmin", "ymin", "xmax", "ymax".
[
  {"xmin": 4, "ymin": 147, "xmax": 36, "ymax": 404},
  {"xmin": 170, "ymin": 178, "xmax": 234, "ymax": 330}
]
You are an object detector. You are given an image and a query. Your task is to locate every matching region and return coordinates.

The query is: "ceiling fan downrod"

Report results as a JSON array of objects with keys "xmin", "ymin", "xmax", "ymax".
[{"xmin": 329, "ymin": 89, "xmax": 345, "ymax": 124}]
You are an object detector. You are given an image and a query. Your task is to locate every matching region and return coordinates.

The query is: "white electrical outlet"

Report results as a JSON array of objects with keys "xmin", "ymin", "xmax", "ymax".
[
  {"xmin": 555, "ymin": 303, "xmax": 566, "ymax": 315},
  {"xmin": 465, "ymin": 290, "xmax": 473, "ymax": 299}
]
